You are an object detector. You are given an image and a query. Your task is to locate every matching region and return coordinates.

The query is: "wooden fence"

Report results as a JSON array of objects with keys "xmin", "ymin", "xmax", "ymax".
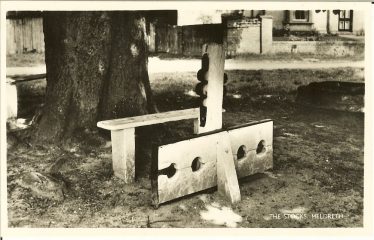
[
  {"xmin": 6, "ymin": 17, "xmax": 44, "ymax": 55},
  {"xmin": 6, "ymin": 17, "xmax": 271, "ymax": 57},
  {"xmin": 181, "ymin": 24, "xmax": 223, "ymax": 56},
  {"xmin": 155, "ymin": 25, "xmax": 182, "ymax": 54},
  {"xmin": 153, "ymin": 24, "xmax": 223, "ymax": 56}
]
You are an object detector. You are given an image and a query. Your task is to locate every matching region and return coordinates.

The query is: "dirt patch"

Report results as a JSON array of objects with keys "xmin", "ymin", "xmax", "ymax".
[{"xmin": 296, "ymin": 81, "xmax": 364, "ymax": 112}]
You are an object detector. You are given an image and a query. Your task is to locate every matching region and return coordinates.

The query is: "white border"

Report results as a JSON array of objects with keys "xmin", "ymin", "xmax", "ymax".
[{"xmin": 1, "ymin": 1, "xmax": 373, "ymax": 238}]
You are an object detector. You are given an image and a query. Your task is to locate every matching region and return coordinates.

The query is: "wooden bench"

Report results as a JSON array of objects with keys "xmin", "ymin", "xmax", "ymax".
[{"xmin": 97, "ymin": 108, "xmax": 200, "ymax": 183}]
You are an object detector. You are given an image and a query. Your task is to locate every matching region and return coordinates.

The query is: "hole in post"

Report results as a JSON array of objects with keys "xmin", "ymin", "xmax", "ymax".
[
  {"xmin": 237, "ymin": 145, "xmax": 247, "ymax": 160},
  {"xmin": 197, "ymin": 69, "xmax": 208, "ymax": 82},
  {"xmin": 202, "ymin": 53, "xmax": 209, "ymax": 71},
  {"xmin": 256, "ymin": 140, "xmax": 266, "ymax": 154},
  {"xmin": 191, "ymin": 157, "xmax": 202, "ymax": 172},
  {"xmin": 158, "ymin": 163, "xmax": 177, "ymax": 178},
  {"xmin": 224, "ymin": 73, "xmax": 228, "ymax": 84}
]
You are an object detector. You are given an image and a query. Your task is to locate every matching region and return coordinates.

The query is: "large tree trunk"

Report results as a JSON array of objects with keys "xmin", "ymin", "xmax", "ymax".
[{"xmin": 35, "ymin": 11, "xmax": 156, "ymax": 141}]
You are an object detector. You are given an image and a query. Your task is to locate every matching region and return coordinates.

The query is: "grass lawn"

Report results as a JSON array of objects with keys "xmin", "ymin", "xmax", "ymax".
[
  {"xmin": 273, "ymin": 34, "xmax": 364, "ymax": 42},
  {"xmin": 7, "ymin": 65, "xmax": 364, "ymax": 228},
  {"xmin": 154, "ymin": 51, "xmax": 364, "ymax": 62},
  {"xmin": 6, "ymin": 53, "xmax": 45, "ymax": 67}
]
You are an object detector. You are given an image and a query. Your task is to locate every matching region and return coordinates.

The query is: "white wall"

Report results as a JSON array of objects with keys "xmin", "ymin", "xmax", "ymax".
[
  {"xmin": 353, "ymin": 10, "xmax": 364, "ymax": 34},
  {"xmin": 329, "ymin": 10, "xmax": 340, "ymax": 34},
  {"xmin": 312, "ymin": 10, "xmax": 328, "ymax": 33},
  {"xmin": 329, "ymin": 10, "xmax": 364, "ymax": 35}
]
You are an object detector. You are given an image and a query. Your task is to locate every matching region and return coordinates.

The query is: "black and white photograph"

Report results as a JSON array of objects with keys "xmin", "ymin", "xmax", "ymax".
[{"xmin": 0, "ymin": 0, "xmax": 373, "ymax": 236}]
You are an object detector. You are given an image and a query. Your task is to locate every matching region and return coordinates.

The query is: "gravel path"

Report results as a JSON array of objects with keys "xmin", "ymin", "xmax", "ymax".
[{"xmin": 6, "ymin": 58, "xmax": 364, "ymax": 77}]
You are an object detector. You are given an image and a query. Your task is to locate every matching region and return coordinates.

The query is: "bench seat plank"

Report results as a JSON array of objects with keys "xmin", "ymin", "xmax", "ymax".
[{"xmin": 97, "ymin": 108, "xmax": 200, "ymax": 131}]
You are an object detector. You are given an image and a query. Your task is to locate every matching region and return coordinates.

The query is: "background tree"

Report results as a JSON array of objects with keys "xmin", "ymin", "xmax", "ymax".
[
  {"xmin": 36, "ymin": 11, "xmax": 156, "ymax": 142},
  {"xmin": 197, "ymin": 14, "xmax": 213, "ymax": 24}
]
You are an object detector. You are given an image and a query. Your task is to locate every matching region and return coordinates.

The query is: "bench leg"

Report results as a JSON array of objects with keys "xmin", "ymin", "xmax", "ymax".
[
  {"xmin": 193, "ymin": 118, "xmax": 200, "ymax": 134},
  {"xmin": 111, "ymin": 128, "xmax": 135, "ymax": 183}
]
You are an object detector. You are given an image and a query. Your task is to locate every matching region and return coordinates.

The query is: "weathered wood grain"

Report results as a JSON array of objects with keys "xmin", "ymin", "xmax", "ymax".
[
  {"xmin": 156, "ymin": 133, "xmax": 220, "ymax": 204},
  {"xmin": 197, "ymin": 43, "xmax": 225, "ymax": 134},
  {"xmin": 217, "ymin": 132, "xmax": 241, "ymax": 204},
  {"xmin": 153, "ymin": 120, "xmax": 273, "ymax": 205},
  {"xmin": 228, "ymin": 121, "xmax": 273, "ymax": 178},
  {"xmin": 98, "ymin": 108, "xmax": 200, "ymax": 182},
  {"xmin": 111, "ymin": 128, "xmax": 135, "ymax": 182},
  {"xmin": 97, "ymin": 108, "xmax": 199, "ymax": 130},
  {"xmin": 6, "ymin": 18, "xmax": 44, "ymax": 54}
]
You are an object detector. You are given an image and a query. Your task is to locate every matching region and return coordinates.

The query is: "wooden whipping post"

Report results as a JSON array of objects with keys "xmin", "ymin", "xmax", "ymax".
[
  {"xmin": 194, "ymin": 43, "xmax": 241, "ymax": 204},
  {"xmin": 194, "ymin": 43, "xmax": 225, "ymax": 134}
]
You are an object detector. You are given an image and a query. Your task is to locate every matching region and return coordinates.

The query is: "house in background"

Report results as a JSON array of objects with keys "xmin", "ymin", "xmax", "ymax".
[
  {"xmin": 6, "ymin": 9, "xmax": 365, "ymax": 57},
  {"xmin": 241, "ymin": 10, "xmax": 364, "ymax": 35}
]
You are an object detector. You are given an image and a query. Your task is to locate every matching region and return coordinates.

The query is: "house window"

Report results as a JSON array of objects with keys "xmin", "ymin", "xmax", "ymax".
[
  {"xmin": 295, "ymin": 11, "xmax": 306, "ymax": 19},
  {"xmin": 338, "ymin": 10, "xmax": 353, "ymax": 31},
  {"xmin": 293, "ymin": 10, "xmax": 309, "ymax": 21}
]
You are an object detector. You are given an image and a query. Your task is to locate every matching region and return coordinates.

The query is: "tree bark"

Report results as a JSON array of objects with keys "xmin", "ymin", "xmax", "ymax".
[{"xmin": 36, "ymin": 11, "xmax": 156, "ymax": 141}]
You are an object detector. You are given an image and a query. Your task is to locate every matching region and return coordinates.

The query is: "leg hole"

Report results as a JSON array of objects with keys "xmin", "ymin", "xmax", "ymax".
[
  {"xmin": 191, "ymin": 157, "xmax": 202, "ymax": 172},
  {"xmin": 158, "ymin": 163, "xmax": 177, "ymax": 178},
  {"xmin": 256, "ymin": 140, "xmax": 266, "ymax": 155},
  {"xmin": 237, "ymin": 145, "xmax": 247, "ymax": 160}
]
